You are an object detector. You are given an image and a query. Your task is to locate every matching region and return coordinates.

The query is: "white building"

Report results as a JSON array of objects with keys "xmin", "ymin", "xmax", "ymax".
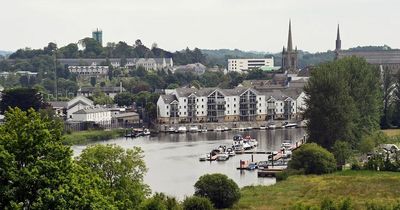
[
  {"xmin": 157, "ymin": 87, "xmax": 306, "ymax": 124},
  {"xmin": 68, "ymin": 65, "xmax": 109, "ymax": 77},
  {"xmin": 228, "ymin": 58, "xmax": 274, "ymax": 73},
  {"xmin": 66, "ymin": 96, "xmax": 94, "ymax": 119},
  {"xmin": 71, "ymin": 107, "xmax": 112, "ymax": 124}
]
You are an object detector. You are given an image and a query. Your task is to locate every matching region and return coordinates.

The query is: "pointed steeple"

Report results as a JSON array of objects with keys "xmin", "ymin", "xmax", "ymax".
[
  {"xmin": 287, "ymin": 19, "xmax": 293, "ymax": 52},
  {"xmin": 335, "ymin": 24, "xmax": 341, "ymax": 51}
]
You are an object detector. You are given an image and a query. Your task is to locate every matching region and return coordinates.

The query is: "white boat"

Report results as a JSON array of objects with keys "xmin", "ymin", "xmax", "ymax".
[
  {"xmin": 143, "ymin": 128, "xmax": 151, "ymax": 136},
  {"xmin": 168, "ymin": 127, "xmax": 176, "ymax": 133},
  {"xmin": 267, "ymin": 123, "xmax": 276, "ymax": 129},
  {"xmin": 200, "ymin": 128, "xmax": 208, "ymax": 132},
  {"xmin": 216, "ymin": 153, "xmax": 229, "ymax": 161},
  {"xmin": 259, "ymin": 125, "xmax": 267, "ymax": 130},
  {"xmin": 227, "ymin": 148, "xmax": 235, "ymax": 156},
  {"xmin": 215, "ymin": 126, "xmax": 223, "ymax": 132},
  {"xmin": 282, "ymin": 122, "xmax": 297, "ymax": 128},
  {"xmin": 189, "ymin": 125, "xmax": 199, "ymax": 133},
  {"xmin": 246, "ymin": 127, "xmax": 253, "ymax": 130},
  {"xmin": 223, "ymin": 126, "xmax": 229, "ymax": 131},
  {"xmin": 199, "ymin": 154, "xmax": 209, "ymax": 161},
  {"xmin": 244, "ymin": 136, "xmax": 258, "ymax": 148},
  {"xmin": 177, "ymin": 126, "xmax": 187, "ymax": 133}
]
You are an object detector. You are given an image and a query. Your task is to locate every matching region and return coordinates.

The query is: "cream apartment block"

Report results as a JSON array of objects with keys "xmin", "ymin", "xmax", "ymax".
[
  {"xmin": 228, "ymin": 58, "xmax": 274, "ymax": 73},
  {"xmin": 157, "ymin": 87, "xmax": 306, "ymax": 124}
]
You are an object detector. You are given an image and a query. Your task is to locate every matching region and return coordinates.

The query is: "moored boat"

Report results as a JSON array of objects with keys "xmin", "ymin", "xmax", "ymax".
[
  {"xmin": 189, "ymin": 125, "xmax": 199, "ymax": 133},
  {"xmin": 177, "ymin": 126, "xmax": 187, "ymax": 133}
]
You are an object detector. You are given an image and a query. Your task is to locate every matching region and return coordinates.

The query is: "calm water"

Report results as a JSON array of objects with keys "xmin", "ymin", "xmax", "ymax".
[{"xmin": 72, "ymin": 128, "xmax": 306, "ymax": 199}]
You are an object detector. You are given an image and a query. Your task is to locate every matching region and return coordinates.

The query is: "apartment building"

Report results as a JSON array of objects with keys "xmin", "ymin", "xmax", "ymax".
[
  {"xmin": 157, "ymin": 87, "xmax": 305, "ymax": 124},
  {"xmin": 228, "ymin": 58, "xmax": 274, "ymax": 73},
  {"xmin": 68, "ymin": 65, "xmax": 109, "ymax": 78}
]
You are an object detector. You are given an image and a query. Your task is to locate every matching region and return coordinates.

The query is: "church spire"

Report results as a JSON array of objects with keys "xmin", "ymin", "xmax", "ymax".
[
  {"xmin": 335, "ymin": 24, "xmax": 341, "ymax": 51},
  {"xmin": 287, "ymin": 19, "xmax": 293, "ymax": 52}
]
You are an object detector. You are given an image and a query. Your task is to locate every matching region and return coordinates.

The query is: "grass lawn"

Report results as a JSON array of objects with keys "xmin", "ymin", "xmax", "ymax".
[
  {"xmin": 63, "ymin": 129, "xmax": 125, "ymax": 145},
  {"xmin": 382, "ymin": 129, "xmax": 400, "ymax": 137},
  {"xmin": 233, "ymin": 170, "xmax": 400, "ymax": 209}
]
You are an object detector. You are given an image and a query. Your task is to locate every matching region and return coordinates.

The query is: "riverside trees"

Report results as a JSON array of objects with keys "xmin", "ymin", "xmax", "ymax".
[
  {"xmin": 0, "ymin": 108, "xmax": 149, "ymax": 209},
  {"xmin": 304, "ymin": 57, "xmax": 382, "ymax": 150}
]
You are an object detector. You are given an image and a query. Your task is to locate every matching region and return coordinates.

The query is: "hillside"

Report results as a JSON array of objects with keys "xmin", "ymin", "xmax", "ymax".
[{"xmin": 233, "ymin": 170, "xmax": 400, "ymax": 209}]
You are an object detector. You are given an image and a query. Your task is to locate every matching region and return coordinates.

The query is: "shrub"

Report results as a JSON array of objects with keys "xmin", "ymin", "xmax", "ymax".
[
  {"xmin": 194, "ymin": 173, "xmax": 240, "ymax": 209},
  {"xmin": 139, "ymin": 193, "xmax": 181, "ymax": 210},
  {"xmin": 182, "ymin": 196, "xmax": 214, "ymax": 210},
  {"xmin": 289, "ymin": 143, "xmax": 336, "ymax": 174},
  {"xmin": 275, "ymin": 169, "xmax": 304, "ymax": 182},
  {"xmin": 333, "ymin": 140, "xmax": 352, "ymax": 168}
]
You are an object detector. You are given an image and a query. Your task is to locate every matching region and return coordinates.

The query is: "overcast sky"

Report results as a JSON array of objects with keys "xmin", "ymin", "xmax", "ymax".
[{"xmin": 1, "ymin": 0, "xmax": 399, "ymax": 53}]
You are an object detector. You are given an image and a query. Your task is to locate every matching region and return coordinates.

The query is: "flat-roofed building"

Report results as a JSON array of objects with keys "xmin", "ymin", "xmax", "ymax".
[{"xmin": 228, "ymin": 58, "xmax": 274, "ymax": 73}]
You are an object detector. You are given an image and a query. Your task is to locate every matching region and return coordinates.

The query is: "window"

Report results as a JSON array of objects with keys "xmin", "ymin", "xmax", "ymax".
[
  {"xmin": 184, "ymin": 112, "xmax": 186, "ymax": 115},
  {"xmin": 234, "ymin": 98, "xmax": 236, "ymax": 101},
  {"xmin": 179, "ymin": 106, "xmax": 181, "ymax": 109},
  {"xmin": 179, "ymin": 112, "xmax": 181, "ymax": 115},
  {"xmin": 227, "ymin": 111, "xmax": 230, "ymax": 114},
  {"xmin": 281, "ymin": 103, "xmax": 283, "ymax": 106},
  {"xmin": 184, "ymin": 106, "xmax": 186, "ymax": 109},
  {"xmin": 197, "ymin": 99, "xmax": 199, "ymax": 102},
  {"xmin": 202, "ymin": 105, "xmax": 204, "ymax": 108},
  {"xmin": 280, "ymin": 109, "xmax": 283, "ymax": 112},
  {"xmin": 234, "ymin": 104, "xmax": 236, "ymax": 107},
  {"xmin": 227, "ymin": 104, "xmax": 230, "ymax": 108},
  {"xmin": 202, "ymin": 111, "xmax": 204, "ymax": 114},
  {"xmin": 202, "ymin": 99, "xmax": 204, "ymax": 102},
  {"xmin": 167, "ymin": 112, "xmax": 169, "ymax": 115},
  {"xmin": 166, "ymin": 106, "xmax": 169, "ymax": 109},
  {"xmin": 184, "ymin": 99, "xmax": 186, "ymax": 102},
  {"xmin": 259, "ymin": 110, "xmax": 261, "ymax": 113},
  {"xmin": 234, "ymin": 110, "xmax": 236, "ymax": 114}
]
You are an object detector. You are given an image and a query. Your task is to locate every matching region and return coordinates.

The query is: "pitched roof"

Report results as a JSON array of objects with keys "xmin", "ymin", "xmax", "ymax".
[
  {"xmin": 73, "ymin": 107, "xmax": 109, "ymax": 114},
  {"xmin": 49, "ymin": 101, "xmax": 68, "ymax": 108},
  {"xmin": 161, "ymin": 95, "xmax": 178, "ymax": 104}
]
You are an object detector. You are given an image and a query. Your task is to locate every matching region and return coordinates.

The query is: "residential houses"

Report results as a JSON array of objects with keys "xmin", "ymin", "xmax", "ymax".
[
  {"xmin": 157, "ymin": 87, "xmax": 306, "ymax": 124},
  {"xmin": 68, "ymin": 65, "xmax": 109, "ymax": 78},
  {"xmin": 57, "ymin": 58, "xmax": 173, "ymax": 70},
  {"xmin": 77, "ymin": 86, "xmax": 125, "ymax": 99}
]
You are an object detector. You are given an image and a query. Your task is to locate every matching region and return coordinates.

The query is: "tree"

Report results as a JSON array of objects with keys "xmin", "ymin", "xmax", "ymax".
[
  {"xmin": 114, "ymin": 92, "xmax": 134, "ymax": 107},
  {"xmin": 167, "ymin": 83, "xmax": 179, "ymax": 89},
  {"xmin": 304, "ymin": 57, "xmax": 381, "ymax": 149},
  {"xmin": 0, "ymin": 88, "xmax": 47, "ymax": 113},
  {"xmin": 332, "ymin": 140, "xmax": 352, "ymax": 168},
  {"xmin": 92, "ymin": 88, "xmax": 113, "ymax": 105},
  {"xmin": 194, "ymin": 173, "xmax": 240, "ymax": 209},
  {"xmin": 183, "ymin": 196, "xmax": 214, "ymax": 210},
  {"xmin": 139, "ymin": 193, "xmax": 181, "ymax": 210},
  {"xmin": 76, "ymin": 144, "xmax": 150, "ymax": 210},
  {"xmin": 381, "ymin": 67, "xmax": 395, "ymax": 128},
  {"xmin": 0, "ymin": 108, "xmax": 72, "ymax": 209},
  {"xmin": 289, "ymin": 143, "xmax": 336, "ymax": 174}
]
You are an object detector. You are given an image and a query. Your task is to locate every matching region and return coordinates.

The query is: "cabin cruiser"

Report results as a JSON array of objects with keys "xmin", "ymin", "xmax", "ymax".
[
  {"xmin": 168, "ymin": 127, "xmax": 176, "ymax": 133},
  {"xmin": 177, "ymin": 126, "xmax": 187, "ymax": 133},
  {"xmin": 282, "ymin": 122, "xmax": 297, "ymax": 128},
  {"xmin": 259, "ymin": 125, "xmax": 267, "ymax": 130},
  {"xmin": 226, "ymin": 147, "xmax": 235, "ymax": 156},
  {"xmin": 244, "ymin": 135, "xmax": 258, "ymax": 148},
  {"xmin": 233, "ymin": 135, "xmax": 252, "ymax": 150},
  {"xmin": 267, "ymin": 123, "xmax": 276, "ymax": 129},
  {"xmin": 216, "ymin": 153, "xmax": 229, "ymax": 161},
  {"xmin": 143, "ymin": 128, "xmax": 151, "ymax": 136},
  {"xmin": 189, "ymin": 125, "xmax": 199, "ymax": 133},
  {"xmin": 215, "ymin": 126, "xmax": 224, "ymax": 132}
]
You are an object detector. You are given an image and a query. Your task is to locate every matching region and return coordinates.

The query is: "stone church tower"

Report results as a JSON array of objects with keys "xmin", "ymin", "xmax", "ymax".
[
  {"xmin": 281, "ymin": 20, "xmax": 298, "ymax": 72},
  {"xmin": 335, "ymin": 24, "xmax": 341, "ymax": 60}
]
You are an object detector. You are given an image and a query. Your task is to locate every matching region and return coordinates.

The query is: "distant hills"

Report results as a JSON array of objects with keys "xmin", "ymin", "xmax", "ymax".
[
  {"xmin": 202, "ymin": 45, "xmax": 395, "ymax": 69},
  {"xmin": 0, "ymin": 50, "xmax": 12, "ymax": 57}
]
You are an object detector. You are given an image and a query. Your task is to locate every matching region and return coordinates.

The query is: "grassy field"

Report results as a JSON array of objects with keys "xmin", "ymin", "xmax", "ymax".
[
  {"xmin": 233, "ymin": 170, "xmax": 400, "ymax": 209},
  {"xmin": 382, "ymin": 129, "xmax": 400, "ymax": 137},
  {"xmin": 63, "ymin": 129, "xmax": 126, "ymax": 145}
]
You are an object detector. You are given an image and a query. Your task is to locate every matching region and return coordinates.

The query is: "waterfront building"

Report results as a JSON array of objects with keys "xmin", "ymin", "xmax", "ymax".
[
  {"xmin": 228, "ymin": 58, "xmax": 274, "ymax": 73},
  {"xmin": 64, "ymin": 96, "xmax": 94, "ymax": 119},
  {"xmin": 157, "ymin": 87, "xmax": 306, "ymax": 124},
  {"xmin": 71, "ymin": 107, "xmax": 111, "ymax": 124}
]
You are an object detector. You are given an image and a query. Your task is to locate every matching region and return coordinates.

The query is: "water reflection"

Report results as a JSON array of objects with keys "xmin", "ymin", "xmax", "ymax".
[{"xmin": 72, "ymin": 128, "xmax": 305, "ymax": 199}]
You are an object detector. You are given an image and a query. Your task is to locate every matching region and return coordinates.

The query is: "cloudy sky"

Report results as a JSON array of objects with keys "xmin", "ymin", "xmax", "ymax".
[{"xmin": 1, "ymin": 0, "xmax": 399, "ymax": 53}]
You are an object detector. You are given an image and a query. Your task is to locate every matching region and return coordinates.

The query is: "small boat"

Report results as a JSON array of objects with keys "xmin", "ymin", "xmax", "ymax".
[
  {"xmin": 189, "ymin": 125, "xmax": 199, "ymax": 133},
  {"xmin": 227, "ymin": 148, "xmax": 235, "ymax": 156},
  {"xmin": 223, "ymin": 126, "xmax": 229, "ymax": 131},
  {"xmin": 143, "ymin": 128, "xmax": 151, "ymax": 136},
  {"xmin": 282, "ymin": 122, "xmax": 297, "ymax": 128},
  {"xmin": 200, "ymin": 128, "xmax": 208, "ymax": 132},
  {"xmin": 168, "ymin": 127, "xmax": 176, "ymax": 133},
  {"xmin": 247, "ymin": 162, "xmax": 257, "ymax": 170},
  {"xmin": 177, "ymin": 126, "xmax": 187, "ymax": 133},
  {"xmin": 281, "ymin": 142, "xmax": 292, "ymax": 150},
  {"xmin": 246, "ymin": 127, "xmax": 253, "ymax": 130},
  {"xmin": 244, "ymin": 136, "xmax": 258, "ymax": 148},
  {"xmin": 199, "ymin": 154, "xmax": 209, "ymax": 161},
  {"xmin": 215, "ymin": 126, "xmax": 223, "ymax": 132},
  {"xmin": 259, "ymin": 125, "xmax": 267, "ymax": 130},
  {"xmin": 216, "ymin": 153, "xmax": 229, "ymax": 161},
  {"xmin": 267, "ymin": 123, "xmax": 276, "ymax": 129}
]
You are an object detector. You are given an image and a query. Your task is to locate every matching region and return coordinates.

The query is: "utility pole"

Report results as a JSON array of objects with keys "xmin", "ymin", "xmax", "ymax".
[{"xmin": 53, "ymin": 48, "xmax": 58, "ymax": 101}]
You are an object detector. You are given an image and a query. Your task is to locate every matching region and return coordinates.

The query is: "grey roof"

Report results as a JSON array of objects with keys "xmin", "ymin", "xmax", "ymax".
[
  {"xmin": 73, "ymin": 107, "xmax": 109, "ymax": 114},
  {"xmin": 113, "ymin": 112, "xmax": 139, "ymax": 118},
  {"xmin": 161, "ymin": 95, "xmax": 178, "ymax": 104},
  {"xmin": 338, "ymin": 50, "xmax": 400, "ymax": 64},
  {"xmin": 79, "ymin": 86, "xmax": 125, "ymax": 93},
  {"xmin": 49, "ymin": 101, "xmax": 68, "ymax": 108}
]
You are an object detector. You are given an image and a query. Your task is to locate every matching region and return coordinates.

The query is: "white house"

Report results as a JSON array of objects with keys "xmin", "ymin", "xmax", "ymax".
[
  {"xmin": 66, "ymin": 96, "xmax": 94, "ymax": 119},
  {"xmin": 71, "ymin": 107, "xmax": 111, "ymax": 124}
]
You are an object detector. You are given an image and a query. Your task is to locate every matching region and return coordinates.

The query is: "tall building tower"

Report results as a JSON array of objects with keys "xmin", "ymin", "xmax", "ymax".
[
  {"xmin": 281, "ymin": 20, "xmax": 298, "ymax": 72},
  {"xmin": 92, "ymin": 28, "xmax": 103, "ymax": 46},
  {"xmin": 335, "ymin": 24, "xmax": 341, "ymax": 60}
]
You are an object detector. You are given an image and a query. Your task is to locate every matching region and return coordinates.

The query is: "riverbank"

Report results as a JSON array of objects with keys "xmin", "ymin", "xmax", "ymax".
[
  {"xmin": 63, "ymin": 129, "xmax": 125, "ymax": 145},
  {"xmin": 232, "ymin": 170, "xmax": 400, "ymax": 209}
]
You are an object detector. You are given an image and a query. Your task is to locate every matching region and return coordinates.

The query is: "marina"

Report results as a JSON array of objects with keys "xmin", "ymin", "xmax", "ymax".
[{"xmin": 72, "ymin": 128, "xmax": 306, "ymax": 199}]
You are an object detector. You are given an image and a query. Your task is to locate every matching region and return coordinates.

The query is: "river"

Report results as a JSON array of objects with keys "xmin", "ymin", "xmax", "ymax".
[{"xmin": 72, "ymin": 128, "xmax": 306, "ymax": 199}]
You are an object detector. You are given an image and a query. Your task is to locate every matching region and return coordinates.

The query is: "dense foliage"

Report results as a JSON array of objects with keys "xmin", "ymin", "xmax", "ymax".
[
  {"xmin": 194, "ymin": 173, "xmax": 240, "ymax": 209},
  {"xmin": 182, "ymin": 196, "xmax": 214, "ymax": 210},
  {"xmin": 0, "ymin": 108, "xmax": 150, "ymax": 209},
  {"xmin": 304, "ymin": 57, "xmax": 382, "ymax": 149},
  {"xmin": 0, "ymin": 88, "xmax": 47, "ymax": 113},
  {"xmin": 289, "ymin": 143, "xmax": 336, "ymax": 174}
]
